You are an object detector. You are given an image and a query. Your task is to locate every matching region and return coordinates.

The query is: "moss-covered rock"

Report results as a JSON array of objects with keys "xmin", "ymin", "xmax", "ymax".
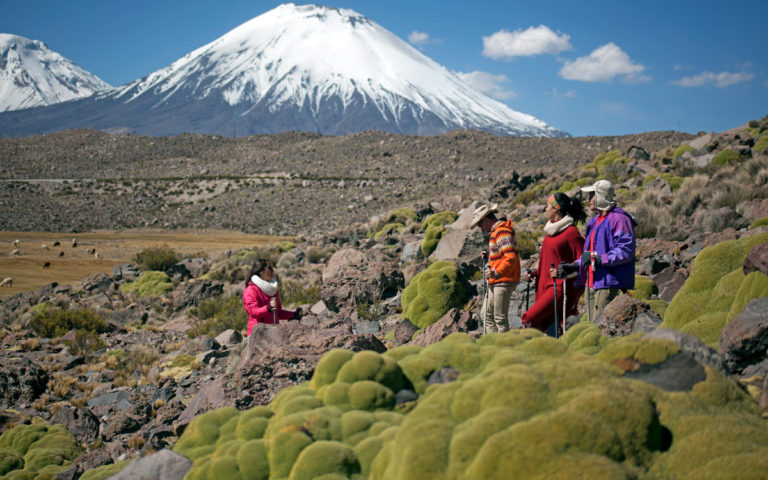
[
  {"xmin": 662, "ymin": 232, "xmax": 768, "ymax": 347},
  {"xmin": 173, "ymin": 327, "xmax": 768, "ymax": 480},
  {"xmin": 401, "ymin": 261, "xmax": 472, "ymax": 329},
  {"xmin": 119, "ymin": 271, "xmax": 173, "ymax": 297},
  {"xmin": 0, "ymin": 424, "xmax": 84, "ymax": 479},
  {"xmin": 78, "ymin": 459, "xmax": 131, "ymax": 480},
  {"xmin": 629, "ymin": 275, "xmax": 657, "ymax": 300},
  {"xmin": 749, "ymin": 215, "xmax": 768, "ymax": 229}
]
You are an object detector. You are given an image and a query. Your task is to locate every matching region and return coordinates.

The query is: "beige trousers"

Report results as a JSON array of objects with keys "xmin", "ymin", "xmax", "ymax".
[
  {"xmin": 484, "ymin": 283, "xmax": 515, "ymax": 333},
  {"xmin": 586, "ymin": 287, "xmax": 620, "ymax": 322}
]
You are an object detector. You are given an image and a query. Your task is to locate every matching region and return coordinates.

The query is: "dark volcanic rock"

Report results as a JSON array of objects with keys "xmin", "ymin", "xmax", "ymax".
[
  {"xmin": 719, "ymin": 296, "xmax": 768, "ymax": 373},
  {"xmin": 743, "ymin": 243, "xmax": 768, "ymax": 276},
  {"xmin": 49, "ymin": 405, "xmax": 99, "ymax": 444},
  {"xmin": 595, "ymin": 294, "xmax": 661, "ymax": 337},
  {"xmin": 321, "ymin": 259, "xmax": 403, "ymax": 317},
  {"xmin": 0, "ymin": 355, "xmax": 48, "ymax": 407},
  {"xmin": 171, "ymin": 279, "xmax": 224, "ymax": 312},
  {"xmin": 652, "ymin": 266, "xmax": 688, "ymax": 302},
  {"xmin": 394, "ymin": 319, "xmax": 419, "ymax": 345}
]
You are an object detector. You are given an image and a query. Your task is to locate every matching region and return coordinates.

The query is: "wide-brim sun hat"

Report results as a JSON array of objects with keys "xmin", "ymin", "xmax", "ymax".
[
  {"xmin": 581, "ymin": 179, "xmax": 616, "ymax": 209},
  {"xmin": 469, "ymin": 203, "xmax": 498, "ymax": 229}
]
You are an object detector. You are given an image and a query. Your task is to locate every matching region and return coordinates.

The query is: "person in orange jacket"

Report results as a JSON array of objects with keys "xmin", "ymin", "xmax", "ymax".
[{"xmin": 470, "ymin": 203, "xmax": 521, "ymax": 333}]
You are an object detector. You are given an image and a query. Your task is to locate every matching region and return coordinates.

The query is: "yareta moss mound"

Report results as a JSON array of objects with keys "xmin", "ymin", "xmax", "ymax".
[
  {"xmin": 0, "ymin": 423, "xmax": 84, "ymax": 479},
  {"xmin": 400, "ymin": 261, "xmax": 472, "ymax": 329},
  {"xmin": 661, "ymin": 232, "xmax": 768, "ymax": 347},
  {"xmin": 173, "ymin": 330, "xmax": 768, "ymax": 479},
  {"xmin": 420, "ymin": 211, "xmax": 458, "ymax": 257}
]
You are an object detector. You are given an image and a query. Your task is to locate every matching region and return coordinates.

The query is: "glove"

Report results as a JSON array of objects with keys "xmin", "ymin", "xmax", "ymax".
[
  {"xmin": 292, "ymin": 307, "xmax": 303, "ymax": 320},
  {"xmin": 580, "ymin": 251, "xmax": 602, "ymax": 267},
  {"xmin": 558, "ymin": 262, "xmax": 579, "ymax": 278}
]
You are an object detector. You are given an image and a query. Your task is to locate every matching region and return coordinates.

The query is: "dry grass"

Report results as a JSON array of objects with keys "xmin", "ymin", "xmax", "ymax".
[{"xmin": 0, "ymin": 229, "xmax": 289, "ymax": 299}]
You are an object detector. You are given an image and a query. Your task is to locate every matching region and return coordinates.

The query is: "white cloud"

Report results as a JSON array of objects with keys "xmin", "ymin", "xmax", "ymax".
[
  {"xmin": 482, "ymin": 25, "xmax": 572, "ymax": 60},
  {"xmin": 456, "ymin": 71, "xmax": 517, "ymax": 100},
  {"xmin": 672, "ymin": 71, "xmax": 754, "ymax": 88},
  {"xmin": 408, "ymin": 30, "xmax": 440, "ymax": 48},
  {"xmin": 559, "ymin": 43, "xmax": 647, "ymax": 83},
  {"xmin": 551, "ymin": 88, "xmax": 576, "ymax": 98}
]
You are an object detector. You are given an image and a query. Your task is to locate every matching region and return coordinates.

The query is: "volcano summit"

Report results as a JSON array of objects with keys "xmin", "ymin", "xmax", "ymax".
[{"xmin": 0, "ymin": 4, "xmax": 567, "ymax": 137}]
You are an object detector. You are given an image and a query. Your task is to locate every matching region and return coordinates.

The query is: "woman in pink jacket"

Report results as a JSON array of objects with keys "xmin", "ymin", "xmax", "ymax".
[{"xmin": 243, "ymin": 258, "xmax": 301, "ymax": 337}]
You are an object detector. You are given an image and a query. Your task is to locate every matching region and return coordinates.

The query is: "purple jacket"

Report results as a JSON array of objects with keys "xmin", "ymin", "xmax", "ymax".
[{"xmin": 576, "ymin": 206, "xmax": 636, "ymax": 290}]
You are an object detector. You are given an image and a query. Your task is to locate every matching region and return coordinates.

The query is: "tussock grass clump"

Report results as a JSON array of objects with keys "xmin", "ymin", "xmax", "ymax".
[
  {"xmin": 188, "ymin": 293, "xmax": 247, "ymax": 338},
  {"xmin": 133, "ymin": 244, "xmax": 180, "ymax": 271},
  {"xmin": 30, "ymin": 307, "xmax": 107, "ymax": 338},
  {"xmin": 66, "ymin": 329, "xmax": 107, "ymax": 357}
]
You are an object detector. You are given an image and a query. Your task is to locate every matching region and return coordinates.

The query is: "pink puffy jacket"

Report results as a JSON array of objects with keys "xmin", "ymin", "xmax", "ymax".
[{"xmin": 242, "ymin": 282, "xmax": 295, "ymax": 336}]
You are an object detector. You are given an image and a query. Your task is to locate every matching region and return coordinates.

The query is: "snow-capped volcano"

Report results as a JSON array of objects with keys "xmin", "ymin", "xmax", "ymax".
[
  {"xmin": 0, "ymin": 4, "xmax": 567, "ymax": 137},
  {"xmin": 0, "ymin": 34, "xmax": 111, "ymax": 112}
]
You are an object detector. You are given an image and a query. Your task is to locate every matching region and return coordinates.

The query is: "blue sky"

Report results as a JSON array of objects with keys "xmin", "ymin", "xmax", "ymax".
[{"xmin": 2, "ymin": 0, "xmax": 766, "ymax": 136}]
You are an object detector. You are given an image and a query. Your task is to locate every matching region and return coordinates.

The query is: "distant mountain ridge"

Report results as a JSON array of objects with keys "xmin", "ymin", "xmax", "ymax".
[
  {"xmin": 0, "ymin": 33, "xmax": 111, "ymax": 112},
  {"xmin": 0, "ymin": 4, "xmax": 567, "ymax": 138}
]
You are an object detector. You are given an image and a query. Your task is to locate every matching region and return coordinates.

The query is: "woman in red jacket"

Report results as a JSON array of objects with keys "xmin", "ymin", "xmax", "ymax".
[
  {"xmin": 522, "ymin": 192, "xmax": 586, "ymax": 336},
  {"xmin": 243, "ymin": 258, "xmax": 301, "ymax": 337}
]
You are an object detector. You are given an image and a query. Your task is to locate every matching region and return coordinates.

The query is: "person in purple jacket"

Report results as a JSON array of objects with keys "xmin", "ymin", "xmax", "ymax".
[{"xmin": 558, "ymin": 179, "xmax": 637, "ymax": 322}]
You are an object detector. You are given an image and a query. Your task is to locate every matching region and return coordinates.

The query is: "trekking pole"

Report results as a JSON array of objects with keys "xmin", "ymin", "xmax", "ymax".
[
  {"xmin": 562, "ymin": 275, "xmax": 568, "ymax": 336},
  {"xmin": 481, "ymin": 251, "xmax": 488, "ymax": 335},
  {"xmin": 551, "ymin": 263, "xmax": 559, "ymax": 339},
  {"xmin": 585, "ymin": 252, "xmax": 592, "ymax": 324},
  {"xmin": 525, "ymin": 270, "xmax": 531, "ymax": 311}
]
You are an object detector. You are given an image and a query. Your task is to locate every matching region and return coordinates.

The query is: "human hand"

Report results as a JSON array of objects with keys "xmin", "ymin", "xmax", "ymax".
[
  {"xmin": 558, "ymin": 262, "xmax": 579, "ymax": 278},
  {"xmin": 549, "ymin": 266, "xmax": 558, "ymax": 278},
  {"xmin": 269, "ymin": 298, "xmax": 278, "ymax": 311},
  {"xmin": 293, "ymin": 307, "xmax": 303, "ymax": 320},
  {"xmin": 489, "ymin": 268, "xmax": 500, "ymax": 279}
]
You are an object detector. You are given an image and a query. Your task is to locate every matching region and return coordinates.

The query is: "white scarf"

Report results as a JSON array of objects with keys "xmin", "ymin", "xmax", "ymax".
[
  {"xmin": 251, "ymin": 275, "xmax": 278, "ymax": 297},
  {"xmin": 544, "ymin": 215, "xmax": 574, "ymax": 237}
]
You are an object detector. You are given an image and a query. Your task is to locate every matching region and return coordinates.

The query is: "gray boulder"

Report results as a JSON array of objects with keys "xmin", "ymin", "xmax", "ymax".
[
  {"xmin": 106, "ymin": 449, "xmax": 192, "ymax": 480},
  {"xmin": 595, "ymin": 294, "xmax": 661, "ymax": 337},
  {"xmin": 719, "ymin": 296, "xmax": 768, "ymax": 373}
]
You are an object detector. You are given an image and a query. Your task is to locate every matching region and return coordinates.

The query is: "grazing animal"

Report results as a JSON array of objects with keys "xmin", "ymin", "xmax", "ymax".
[
  {"xmin": 12, "ymin": 240, "xmax": 20, "ymax": 247},
  {"xmin": 94, "ymin": 252, "xmax": 100, "ymax": 259},
  {"xmin": 0, "ymin": 277, "xmax": 12, "ymax": 287},
  {"xmin": 59, "ymin": 251, "xmax": 65, "ymax": 257},
  {"xmin": 42, "ymin": 244, "xmax": 50, "ymax": 250},
  {"xmin": 43, "ymin": 262, "xmax": 51, "ymax": 269},
  {"xmin": 10, "ymin": 249, "xmax": 19, "ymax": 255},
  {"xmin": 52, "ymin": 241, "xmax": 60, "ymax": 247},
  {"xmin": 72, "ymin": 238, "xmax": 77, "ymax": 248},
  {"xmin": 86, "ymin": 248, "xmax": 96, "ymax": 255}
]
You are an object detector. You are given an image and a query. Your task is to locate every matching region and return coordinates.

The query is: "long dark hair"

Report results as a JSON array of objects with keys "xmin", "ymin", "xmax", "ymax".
[
  {"xmin": 553, "ymin": 192, "xmax": 587, "ymax": 225},
  {"xmin": 245, "ymin": 258, "xmax": 272, "ymax": 288}
]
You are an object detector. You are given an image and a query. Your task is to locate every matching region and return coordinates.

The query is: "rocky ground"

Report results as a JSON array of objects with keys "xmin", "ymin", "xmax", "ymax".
[
  {"xmin": 0, "ymin": 129, "xmax": 692, "ymax": 234},
  {"xmin": 1, "ymin": 118, "xmax": 768, "ymax": 479}
]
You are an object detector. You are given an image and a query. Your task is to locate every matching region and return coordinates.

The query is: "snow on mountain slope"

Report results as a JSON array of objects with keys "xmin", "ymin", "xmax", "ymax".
[
  {"xmin": 0, "ymin": 34, "xmax": 111, "ymax": 112},
  {"xmin": 107, "ymin": 3, "xmax": 565, "ymax": 137}
]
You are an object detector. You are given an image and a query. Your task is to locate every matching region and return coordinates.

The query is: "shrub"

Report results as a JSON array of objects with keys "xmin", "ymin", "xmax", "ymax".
[
  {"xmin": 120, "ymin": 271, "xmax": 173, "ymax": 297},
  {"xmin": 133, "ymin": 244, "xmax": 180, "ymax": 271},
  {"xmin": 711, "ymin": 149, "xmax": 743, "ymax": 166},
  {"xmin": 401, "ymin": 261, "xmax": 473, "ymax": 329},
  {"xmin": 673, "ymin": 144, "xmax": 697, "ymax": 158},
  {"xmin": 188, "ymin": 293, "xmax": 247, "ymax": 338},
  {"xmin": 515, "ymin": 230, "xmax": 539, "ymax": 259},
  {"xmin": 754, "ymin": 134, "xmax": 768, "ymax": 154},
  {"xmin": 30, "ymin": 308, "xmax": 107, "ymax": 338},
  {"xmin": 373, "ymin": 223, "xmax": 404, "ymax": 240},
  {"xmin": 66, "ymin": 330, "xmax": 107, "ymax": 357},
  {"xmin": 281, "ymin": 280, "xmax": 322, "ymax": 307},
  {"xmin": 0, "ymin": 424, "xmax": 83, "ymax": 478}
]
